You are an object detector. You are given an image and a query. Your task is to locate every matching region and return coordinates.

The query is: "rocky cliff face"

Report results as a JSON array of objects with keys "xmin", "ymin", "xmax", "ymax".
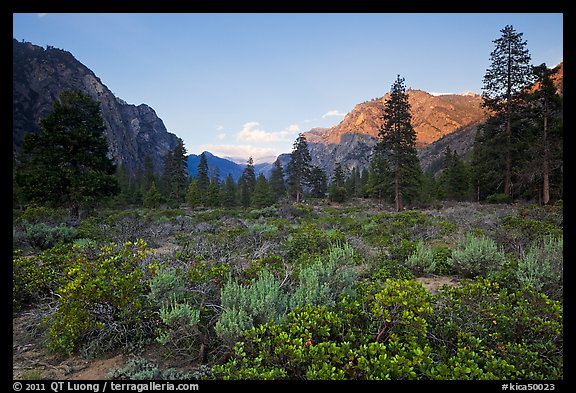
[
  {"xmin": 13, "ymin": 39, "xmax": 180, "ymax": 176},
  {"xmin": 304, "ymin": 89, "xmax": 486, "ymax": 177}
]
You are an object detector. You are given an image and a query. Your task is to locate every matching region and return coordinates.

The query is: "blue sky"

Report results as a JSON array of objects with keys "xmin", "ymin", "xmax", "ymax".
[{"xmin": 13, "ymin": 13, "xmax": 563, "ymax": 163}]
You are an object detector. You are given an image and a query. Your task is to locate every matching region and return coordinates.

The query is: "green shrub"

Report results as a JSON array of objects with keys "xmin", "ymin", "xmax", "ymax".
[
  {"xmin": 449, "ymin": 233, "xmax": 506, "ymax": 278},
  {"xmin": 215, "ymin": 269, "xmax": 289, "ymax": 344},
  {"xmin": 370, "ymin": 279, "xmax": 433, "ymax": 346},
  {"xmin": 13, "ymin": 244, "xmax": 73, "ymax": 311},
  {"xmin": 290, "ymin": 244, "xmax": 357, "ymax": 310},
  {"xmin": 430, "ymin": 278, "xmax": 563, "ymax": 379},
  {"xmin": 108, "ymin": 356, "xmax": 212, "ymax": 380},
  {"xmin": 148, "ymin": 268, "xmax": 189, "ymax": 305},
  {"xmin": 486, "ymin": 193, "xmax": 513, "ymax": 204},
  {"xmin": 286, "ymin": 223, "xmax": 329, "ymax": 260},
  {"xmin": 516, "ymin": 235, "xmax": 563, "ymax": 299},
  {"xmin": 431, "ymin": 243, "xmax": 453, "ymax": 275},
  {"xmin": 15, "ymin": 222, "xmax": 78, "ymax": 251},
  {"xmin": 214, "ymin": 280, "xmax": 434, "ymax": 380},
  {"xmin": 156, "ymin": 297, "xmax": 201, "ymax": 356},
  {"xmin": 405, "ymin": 241, "xmax": 435, "ymax": 275},
  {"xmin": 372, "ymin": 258, "xmax": 415, "ymax": 281},
  {"xmin": 499, "ymin": 214, "xmax": 562, "ymax": 257},
  {"xmin": 244, "ymin": 255, "xmax": 284, "ymax": 280},
  {"xmin": 46, "ymin": 239, "xmax": 152, "ymax": 356}
]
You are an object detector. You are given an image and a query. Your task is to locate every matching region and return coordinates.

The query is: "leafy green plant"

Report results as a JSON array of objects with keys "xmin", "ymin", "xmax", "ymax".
[
  {"xmin": 516, "ymin": 235, "xmax": 563, "ymax": 298},
  {"xmin": 430, "ymin": 278, "xmax": 563, "ymax": 379},
  {"xmin": 431, "ymin": 243, "xmax": 453, "ymax": 275},
  {"xmin": 290, "ymin": 243, "xmax": 357, "ymax": 310},
  {"xmin": 15, "ymin": 222, "xmax": 78, "ymax": 251},
  {"xmin": 486, "ymin": 193, "xmax": 513, "ymax": 204},
  {"xmin": 449, "ymin": 233, "xmax": 506, "ymax": 278},
  {"xmin": 108, "ymin": 356, "xmax": 213, "ymax": 380},
  {"xmin": 13, "ymin": 244, "xmax": 73, "ymax": 311},
  {"xmin": 215, "ymin": 269, "xmax": 289, "ymax": 344},
  {"xmin": 405, "ymin": 241, "xmax": 435, "ymax": 275},
  {"xmin": 46, "ymin": 239, "xmax": 152, "ymax": 356}
]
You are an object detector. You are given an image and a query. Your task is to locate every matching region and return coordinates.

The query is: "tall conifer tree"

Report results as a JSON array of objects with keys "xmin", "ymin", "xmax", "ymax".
[
  {"xmin": 287, "ymin": 133, "xmax": 312, "ymax": 203},
  {"xmin": 372, "ymin": 75, "xmax": 421, "ymax": 211},
  {"xmin": 481, "ymin": 25, "xmax": 533, "ymax": 197}
]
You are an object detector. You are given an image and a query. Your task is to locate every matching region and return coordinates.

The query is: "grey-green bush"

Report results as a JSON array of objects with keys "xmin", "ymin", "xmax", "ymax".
[
  {"xmin": 449, "ymin": 233, "xmax": 506, "ymax": 278},
  {"xmin": 516, "ymin": 235, "xmax": 563, "ymax": 298},
  {"xmin": 405, "ymin": 240, "xmax": 436, "ymax": 275}
]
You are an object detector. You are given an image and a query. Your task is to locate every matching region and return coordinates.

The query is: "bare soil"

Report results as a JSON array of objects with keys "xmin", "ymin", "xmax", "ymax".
[
  {"xmin": 415, "ymin": 275, "xmax": 460, "ymax": 294},
  {"xmin": 12, "ymin": 312, "xmax": 126, "ymax": 380}
]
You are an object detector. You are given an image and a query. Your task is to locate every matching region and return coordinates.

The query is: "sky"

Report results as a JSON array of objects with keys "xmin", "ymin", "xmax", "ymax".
[{"xmin": 13, "ymin": 13, "xmax": 563, "ymax": 163}]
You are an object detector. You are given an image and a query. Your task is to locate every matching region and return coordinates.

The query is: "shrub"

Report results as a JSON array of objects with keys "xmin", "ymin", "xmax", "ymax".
[
  {"xmin": 290, "ymin": 244, "xmax": 357, "ymax": 310},
  {"xmin": 244, "ymin": 255, "xmax": 284, "ymax": 280},
  {"xmin": 430, "ymin": 278, "xmax": 563, "ymax": 379},
  {"xmin": 15, "ymin": 222, "xmax": 78, "ymax": 251},
  {"xmin": 405, "ymin": 241, "xmax": 435, "ymax": 275},
  {"xmin": 286, "ymin": 223, "xmax": 329, "ymax": 260},
  {"xmin": 370, "ymin": 279, "xmax": 433, "ymax": 346},
  {"xmin": 215, "ymin": 269, "xmax": 289, "ymax": 344},
  {"xmin": 108, "ymin": 356, "xmax": 213, "ymax": 380},
  {"xmin": 486, "ymin": 193, "xmax": 513, "ymax": 204},
  {"xmin": 449, "ymin": 233, "xmax": 506, "ymax": 278},
  {"xmin": 372, "ymin": 258, "xmax": 415, "ymax": 282},
  {"xmin": 214, "ymin": 280, "xmax": 435, "ymax": 380},
  {"xmin": 499, "ymin": 213, "xmax": 562, "ymax": 257},
  {"xmin": 516, "ymin": 235, "xmax": 563, "ymax": 299},
  {"xmin": 431, "ymin": 243, "xmax": 453, "ymax": 275},
  {"xmin": 13, "ymin": 244, "xmax": 73, "ymax": 311},
  {"xmin": 46, "ymin": 240, "xmax": 152, "ymax": 356}
]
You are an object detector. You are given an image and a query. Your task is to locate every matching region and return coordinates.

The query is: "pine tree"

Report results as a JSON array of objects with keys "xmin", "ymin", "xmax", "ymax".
[
  {"xmin": 206, "ymin": 177, "xmax": 221, "ymax": 207},
  {"xmin": 15, "ymin": 89, "xmax": 119, "ymax": 222},
  {"xmin": 196, "ymin": 152, "xmax": 210, "ymax": 204},
  {"xmin": 252, "ymin": 173, "xmax": 274, "ymax": 208},
  {"xmin": 372, "ymin": 75, "xmax": 422, "ymax": 211},
  {"xmin": 162, "ymin": 139, "xmax": 188, "ymax": 207},
  {"xmin": 328, "ymin": 162, "xmax": 347, "ymax": 203},
  {"xmin": 239, "ymin": 157, "xmax": 257, "ymax": 207},
  {"xmin": 308, "ymin": 166, "xmax": 327, "ymax": 198},
  {"xmin": 525, "ymin": 64, "xmax": 563, "ymax": 204},
  {"xmin": 220, "ymin": 174, "xmax": 238, "ymax": 208},
  {"xmin": 439, "ymin": 147, "xmax": 471, "ymax": 201},
  {"xmin": 143, "ymin": 180, "xmax": 162, "ymax": 208},
  {"xmin": 481, "ymin": 25, "xmax": 534, "ymax": 197},
  {"xmin": 141, "ymin": 154, "xmax": 156, "ymax": 194},
  {"xmin": 345, "ymin": 167, "xmax": 362, "ymax": 198},
  {"xmin": 186, "ymin": 179, "xmax": 201, "ymax": 208},
  {"xmin": 287, "ymin": 133, "xmax": 312, "ymax": 203},
  {"xmin": 269, "ymin": 159, "xmax": 286, "ymax": 201}
]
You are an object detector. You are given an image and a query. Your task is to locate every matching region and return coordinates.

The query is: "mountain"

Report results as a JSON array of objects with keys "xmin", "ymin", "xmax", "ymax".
[
  {"xmin": 187, "ymin": 152, "xmax": 272, "ymax": 182},
  {"xmin": 303, "ymin": 89, "xmax": 486, "ymax": 177},
  {"xmin": 13, "ymin": 39, "xmax": 180, "ymax": 176},
  {"xmin": 418, "ymin": 61, "xmax": 564, "ymax": 175}
]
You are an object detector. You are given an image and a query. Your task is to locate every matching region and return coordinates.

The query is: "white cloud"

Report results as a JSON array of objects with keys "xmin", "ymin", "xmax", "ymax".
[
  {"xmin": 216, "ymin": 133, "xmax": 226, "ymax": 140},
  {"xmin": 322, "ymin": 110, "xmax": 347, "ymax": 118},
  {"xmin": 236, "ymin": 121, "xmax": 297, "ymax": 143},
  {"xmin": 200, "ymin": 144, "xmax": 278, "ymax": 164},
  {"xmin": 37, "ymin": 13, "xmax": 48, "ymax": 18},
  {"xmin": 285, "ymin": 124, "xmax": 300, "ymax": 132},
  {"xmin": 216, "ymin": 125, "xmax": 224, "ymax": 131}
]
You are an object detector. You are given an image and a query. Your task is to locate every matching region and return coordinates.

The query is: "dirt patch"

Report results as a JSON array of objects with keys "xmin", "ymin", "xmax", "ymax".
[
  {"xmin": 13, "ymin": 312, "xmax": 126, "ymax": 380},
  {"xmin": 415, "ymin": 275, "xmax": 460, "ymax": 294}
]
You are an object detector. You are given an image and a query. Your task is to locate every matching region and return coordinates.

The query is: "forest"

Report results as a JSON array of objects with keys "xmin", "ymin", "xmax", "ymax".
[{"xmin": 12, "ymin": 25, "xmax": 563, "ymax": 381}]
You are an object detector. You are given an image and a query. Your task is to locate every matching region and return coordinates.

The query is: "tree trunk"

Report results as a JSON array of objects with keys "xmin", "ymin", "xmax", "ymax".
[
  {"xmin": 395, "ymin": 171, "xmax": 402, "ymax": 212},
  {"xmin": 69, "ymin": 201, "xmax": 80, "ymax": 226},
  {"xmin": 542, "ymin": 99, "xmax": 550, "ymax": 205},
  {"xmin": 504, "ymin": 112, "xmax": 511, "ymax": 196}
]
